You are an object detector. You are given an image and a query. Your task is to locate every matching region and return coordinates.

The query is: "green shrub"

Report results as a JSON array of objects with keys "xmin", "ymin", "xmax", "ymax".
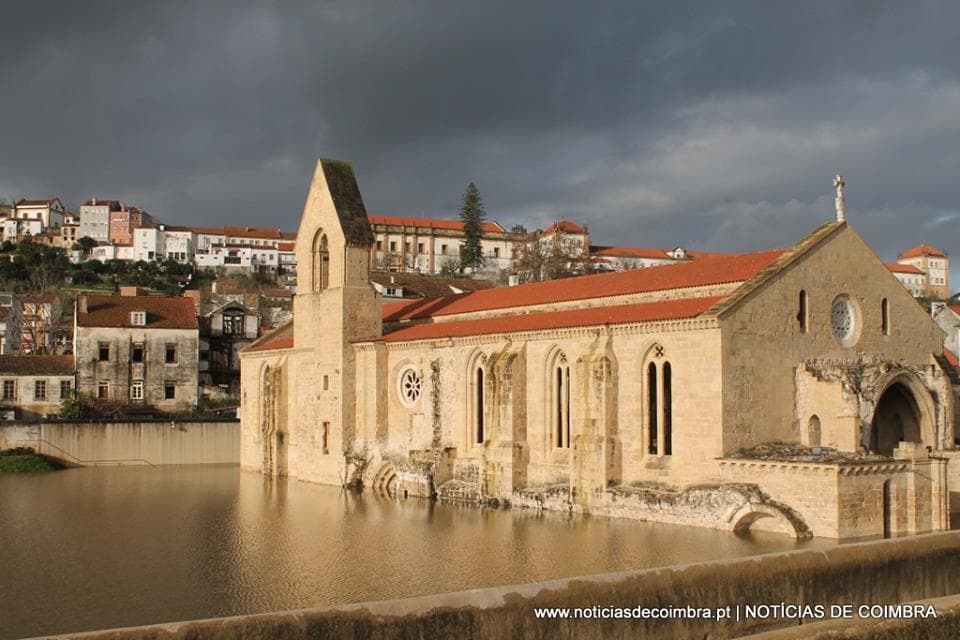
[{"xmin": 0, "ymin": 453, "xmax": 57, "ymax": 473}]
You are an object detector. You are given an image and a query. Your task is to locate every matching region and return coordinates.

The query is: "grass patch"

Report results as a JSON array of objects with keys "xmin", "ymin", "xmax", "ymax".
[{"xmin": 0, "ymin": 448, "xmax": 60, "ymax": 473}]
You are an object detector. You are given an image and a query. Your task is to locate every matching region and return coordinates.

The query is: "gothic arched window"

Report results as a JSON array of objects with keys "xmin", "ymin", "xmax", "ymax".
[
  {"xmin": 646, "ymin": 345, "xmax": 673, "ymax": 457},
  {"xmin": 551, "ymin": 353, "xmax": 571, "ymax": 448},
  {"xmin": 475, "ymin": 366, "xmax": 485, "ymax": 444},
  {"xmin": 312, "ymin": 232, "xmax": 329, "ymax": 291}
]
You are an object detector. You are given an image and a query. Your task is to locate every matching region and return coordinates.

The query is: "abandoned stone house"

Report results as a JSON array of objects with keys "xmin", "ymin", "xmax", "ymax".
[
  {"xmin": 0, "ymin": 355, "xmax": 75, "ymax": 420},
  {"xmin": 74, "ymin": 290, "xmax": 199, "ymax": 411},
  {"xmin": 198, "ymin": 300, "xmax": 259, "ymax": 395},
  {"xmin": 239, "ymin": 159, "xmax": 958, "ymax": 540}
]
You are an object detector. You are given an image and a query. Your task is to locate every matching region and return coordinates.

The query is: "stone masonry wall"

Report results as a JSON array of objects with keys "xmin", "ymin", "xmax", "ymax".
[{"xmin": 0, "ymin": 420, "xmax": 238, "ymax": 465}]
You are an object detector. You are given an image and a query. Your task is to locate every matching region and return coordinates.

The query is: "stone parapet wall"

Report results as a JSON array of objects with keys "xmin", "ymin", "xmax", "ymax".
[
  {"xmin": 0, "ymin": 420, "xmax": 239, "ymax": 466},
  {"xmin": 720, "ymin": 455, "xmax": 948, "ymax": 539},
  {"xmin": 37, "ymin": 531, "xmax": 960, "ymax": 640}
]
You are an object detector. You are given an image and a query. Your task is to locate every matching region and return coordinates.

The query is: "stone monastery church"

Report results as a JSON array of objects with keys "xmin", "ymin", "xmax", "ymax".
[{"xmin": 240, "ymin": 159, "xmax": 958, "ymax": 541}]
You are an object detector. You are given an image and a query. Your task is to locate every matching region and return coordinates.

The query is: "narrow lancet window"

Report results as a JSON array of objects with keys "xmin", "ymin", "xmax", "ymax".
[
  {"xmin": 313, "ymin": 233, "xmax": 330, "ymax": 291},
  {"xmin": 556, "ymin": 367, "xmax": 564, "ymax": 447},
  {"xmin": 647, "ymin": 362, "xmax": 658, "ymax": 455},
  {"xmin": 881, "ymin": 298, "xmax": 890, "ymax": 335},
  {"xmin": 553, "ymin": 363, "xmax": 572, "ymax": 448},
  {"xmin": 798, "ymin": 290, "xmax": 808, "ymax": 334},
  {"xmin": 475, "ymin": 367, "xmax": 485, "ymax": 444},
  {"xmin": 565, "ymin": 367, "xmax": 571, "ymax": 448},
  {"xmin": 663, "ymin": 362, "xmax": 672, "ymax": 456}
]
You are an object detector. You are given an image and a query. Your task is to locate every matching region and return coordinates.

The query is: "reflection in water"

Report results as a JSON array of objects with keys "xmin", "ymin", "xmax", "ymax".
[{"xmin": 0, "ymin": 466, "xmax": 826, "ymax": 639}]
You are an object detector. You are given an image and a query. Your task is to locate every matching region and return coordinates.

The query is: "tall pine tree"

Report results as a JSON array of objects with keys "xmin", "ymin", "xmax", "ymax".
[{"xmin": 459, "ymin": 182, "xmax": 487, "ymax": 271}]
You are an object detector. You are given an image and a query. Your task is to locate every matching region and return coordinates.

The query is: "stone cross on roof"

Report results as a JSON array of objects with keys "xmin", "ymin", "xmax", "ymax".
[{"xmin": 834, "ymin": 174, "xmax": 846, "ymax": 222}]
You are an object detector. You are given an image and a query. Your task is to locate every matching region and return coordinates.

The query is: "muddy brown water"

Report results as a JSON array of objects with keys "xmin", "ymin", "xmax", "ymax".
[{"xmin": 0, "ymin": 465, "xmax": 827, "ymax": 639}]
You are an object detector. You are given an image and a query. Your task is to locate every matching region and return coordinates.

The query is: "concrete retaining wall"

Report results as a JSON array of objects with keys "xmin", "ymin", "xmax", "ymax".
[
  {"xmin": 0, "ymin": 420, "xmax": 239, "ymax": 466},
  {"xmin": 36, "ymin": 530, "xmax": 960, "ymax": 640}
]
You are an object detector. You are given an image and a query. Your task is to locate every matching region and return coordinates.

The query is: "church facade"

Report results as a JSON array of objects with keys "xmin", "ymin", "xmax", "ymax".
[{"xmin": 239, "ymin": 159, "xmax": 957, "ymax": 540}]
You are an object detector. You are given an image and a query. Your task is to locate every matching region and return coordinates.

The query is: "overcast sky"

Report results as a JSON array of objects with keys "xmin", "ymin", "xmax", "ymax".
[{"xmin": 2, "ymin": 1, "xmax": 959, "ymax": 277}]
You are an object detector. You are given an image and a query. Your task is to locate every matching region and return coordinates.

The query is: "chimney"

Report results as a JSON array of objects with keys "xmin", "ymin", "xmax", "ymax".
[
  {"xmin": 120, "ymin": 286, "xmax": 147, "ymax": 297},
  {"xmin": 77, "ymin": 295, "xmax": 88, "ymax": 314},
  {"xmin": 182, "ymin": 290, "xmax": 202, "ymax": 314}
]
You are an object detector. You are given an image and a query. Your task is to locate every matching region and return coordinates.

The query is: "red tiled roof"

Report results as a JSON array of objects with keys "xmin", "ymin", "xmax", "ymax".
[
  {"xmin": 379, "ymin": 296, "xmax": 722, "ymax": 342},
  {"xmin": 900, "ymin": 245, "xmax": 946, "ymax": 259},
  {"xmin": 248, "ymin": 336, "xmax": 293, "ymax": 351},
  {"xmin": 16, "ymin": 198, "xmax": 61, "ymax": 207},
  {"xmin": 277, "ymin": 242, "xmax": 295, "ymax": 251},
  {"xmin": 886, "ymin": 263, "xmax": 924, "ymax": 274},
  {"xmin": 367, "ymin": 215, "xmax": 505, "ymax": 234},
  {"xmin": 592, "ymin": 246, "xmax": 672, "ymax": 260},
  {"xmin": 944, "ymin": 350, "xmax": 959, "ymax": 368},
  {"xmin": 77, "ymin": 295, "xmax": 198, "ymax": 330},
  {"xmin": 383, "ymin": 249, "xmax": 785, "ymax": 322},
  {"xmin": 545, "ymin": 219, "xmax": 585, "ymax": 234},
  {"xmin": 224, "ymin": 226, "xmax": 285, "ymax": 240},
  {"xmin": 0, "ymin": 355, "xmax": 75, "ymax": 375},
  {"xmin": 245, "ymin": 321, "xmax": 293, "ymax": 352},
  {"xmin": 687, "ymin": 250, "xmax": 735, "ymax": 260},
  {"xmin": 592, "ymin": 245, "xmax": 734, "ymax": 261},
  {"xmin": 191, "ymin": 227, "xmax": 225, "ymax": 235},
  {"xmin": 948, "ymin": 305, "xmax": 960, "ymax": 317},
  {"xmin": 81, "ymin": 199, "xmax": 122, "ymax": 209}
]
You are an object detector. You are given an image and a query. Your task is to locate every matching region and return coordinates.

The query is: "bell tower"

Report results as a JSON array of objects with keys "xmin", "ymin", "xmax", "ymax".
[{"xmin": 292, "ymin": 159, "xmax": 380, "ymax": 483}]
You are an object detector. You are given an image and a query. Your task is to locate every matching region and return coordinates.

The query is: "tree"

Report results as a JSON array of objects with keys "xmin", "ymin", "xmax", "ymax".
[
  {"xmin": 458, "ymin": 182, "xmax": 486, "ymax": 271},
  {"xmin": 511, "ymin": 229, "xmax": 593, "ymax": 283},
  {"xmin": 72, "ymin": 237, "xmax": 98, "ymax": 254}
]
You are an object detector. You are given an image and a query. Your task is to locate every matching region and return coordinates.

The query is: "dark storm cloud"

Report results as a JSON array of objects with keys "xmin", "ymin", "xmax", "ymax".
[{"xmin": 2, "ymin": 1, "xmax": 960, "ymax": 278}]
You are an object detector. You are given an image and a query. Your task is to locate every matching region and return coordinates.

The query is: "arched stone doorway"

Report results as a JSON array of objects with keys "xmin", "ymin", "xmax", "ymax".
[{"xmin": 870, "ymin": 381, "xmax": 924, "ymax": 455}]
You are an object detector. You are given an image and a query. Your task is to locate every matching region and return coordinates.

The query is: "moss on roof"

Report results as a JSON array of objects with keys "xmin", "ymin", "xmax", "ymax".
[{"xmin": 320, "ymin": 159, "xmax": 375, "ymax": 247}]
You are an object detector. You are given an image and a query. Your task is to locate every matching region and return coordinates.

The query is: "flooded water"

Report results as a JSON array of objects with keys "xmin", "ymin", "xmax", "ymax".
[{"xmin": 0, "ymin": 466, "xmax": 826, "ymax": 639}]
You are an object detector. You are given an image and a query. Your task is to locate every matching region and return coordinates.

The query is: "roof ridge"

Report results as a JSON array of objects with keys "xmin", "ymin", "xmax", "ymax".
[
  {"xmin": 383, "ymin": 248, "xmax": 784, "ymax": 322},
  {"xmin": 707, "ymin": 221, "xmax": 845, "ymax": 318},
  {"xmin": 244, "ymin": 319, "xmax": 293, "ymax": 352}
]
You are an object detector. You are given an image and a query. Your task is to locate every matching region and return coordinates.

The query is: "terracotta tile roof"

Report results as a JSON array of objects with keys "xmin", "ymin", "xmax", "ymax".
[
  {"xmin": 245, "ymin": 320, "xmax": 293, "ymax": 352},
  {"xmin": 886, "ymin": 263, "xmax": 924, "ymax": 274},
  {"xmin": 687, "ymin": 250, "xmax": 736, "ymax": 260},
  {"xmin": 379, "ymin": 296, "xmax": 722, "ymax": 342},
  {"xmin": 948, "ymin": 305, "xmax": 960, "ymax": 317},
  {"xmin": 900, "ymin": 244, "xmax": 946, "ymax": 259},
  {"xmin": 944, "ymin": 350, "xmax": 959, "ymax": 368},
  {"xmin": 191, "ymin": 227, "xmax": 225, "ymax": 235},
  {"xmin": 368, "ymin": 215, "xmax": 505, "ymax": 234},
  {"xmin": 592, "ymin": 246, "xmax": 672, "ymax": 260},
  {"xmin": 82, "ymin": 199, "xmax": 122, "ymax": 208},
  {"xmin": 0, "ymin": 355, "xmax": 75, "ymax": 375},
  {"xmin": 591, "ymin": 245, "xmax": 735, "ymax": 261},
  {"xmin": 277, "ymin": 242, "xmax": 296, "ymax": 251},
  {"xmin": 77, "ymin": 295, "xmax": 198, "ymax": 330},
  {"xmin": 16, "ymin": 198, "xmax": 61, "ymax": 207},
  {"xmin": 383, "ymin": 249, "xmax": 784, "ymax": 322},
  {"xmin": 545, "ymin": 219, "xmax": 585, "ymax": 234},
  {"xmin": 370, "ymin": 272, "xmax": 494, "ymax": 298},
  {"xmin": 224, "ymin": 226, "xmax": 285, "ymax": 240}
]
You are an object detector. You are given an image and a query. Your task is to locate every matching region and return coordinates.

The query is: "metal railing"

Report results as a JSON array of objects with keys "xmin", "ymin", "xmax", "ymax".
[{"xmin": 16, "ymin": 438, "xmax": 156, "ymax": 467}]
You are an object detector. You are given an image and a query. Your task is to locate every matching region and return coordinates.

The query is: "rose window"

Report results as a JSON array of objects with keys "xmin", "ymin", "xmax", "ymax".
[
  {"xmin": 831, "ymin": 295, "xmax": 855, "ymax": 343},
  {"xmin": 397, "ymin": 366, "xmax": 422, "ymax": 408}
]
